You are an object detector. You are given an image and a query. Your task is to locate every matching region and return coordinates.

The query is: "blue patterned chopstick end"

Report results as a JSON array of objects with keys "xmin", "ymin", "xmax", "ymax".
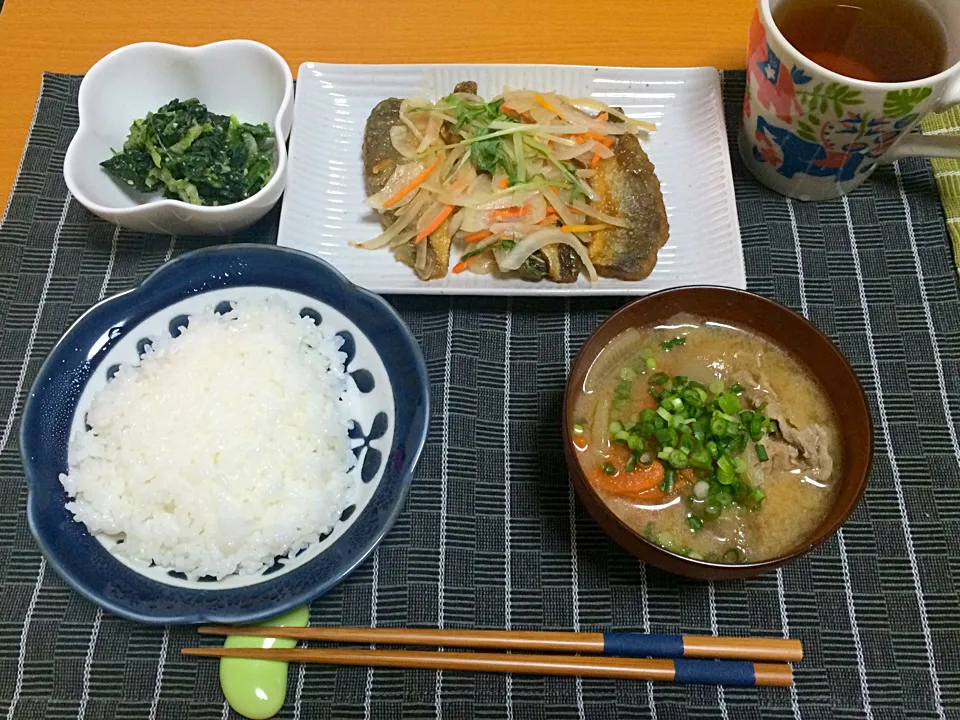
[
  {"xmin": 673, "ymin": 659, "xmax": 757, "ymax": 686},
  {"xmin": 603, "ymin": 633, "xmax": 685, "ymax": 658}
]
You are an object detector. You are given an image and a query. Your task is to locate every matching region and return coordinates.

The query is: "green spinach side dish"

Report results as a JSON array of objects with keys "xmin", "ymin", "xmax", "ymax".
[{"xmin": 100, "ymin": 98, "xmax": 275, "ymax": 207}]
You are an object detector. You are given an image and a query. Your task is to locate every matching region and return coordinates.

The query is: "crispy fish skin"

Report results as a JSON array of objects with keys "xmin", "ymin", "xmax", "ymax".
[
  {"xmin": 363, "ymin": 98, "xmax": 405, "ymax": 204},
  {"xmin": 588, "ymin": 133, "xmax": 669, "ymax": 280},
  {"xmin": 517, "ymin": 246, "xmax": 581, "ymax": 283},
  {"xmin": 362, "ymin": 97, "xmax": 447, "ymax": 279},
  {"xmin": 553, "ymin": 245, "xmax": 582, "ymax": 282},
  {"xmin": 453, "ymin": 81, "xmax": 478, "ymax": 95},
  {"xmin": 524, "ymin": 245, "xmax": 580, "ymax": 283},
  {"xmin": 426, "ymin": 220, "xmax": 451, "ymax": 280}
]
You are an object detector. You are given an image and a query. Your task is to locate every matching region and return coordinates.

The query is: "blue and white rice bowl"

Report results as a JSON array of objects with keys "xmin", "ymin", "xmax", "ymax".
[{"xmin": 20, "ymin": 244, "xmax": 428, "ymax": 624}]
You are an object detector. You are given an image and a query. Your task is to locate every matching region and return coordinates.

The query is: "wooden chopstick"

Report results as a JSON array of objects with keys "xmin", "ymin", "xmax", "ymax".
[
  {"xmin": 197, "ymin": 626, "xmax": 803, "ymax": 663},
  {"xmin": 182, "ymin": 646, "xmax": 793, "ymax": 687}
]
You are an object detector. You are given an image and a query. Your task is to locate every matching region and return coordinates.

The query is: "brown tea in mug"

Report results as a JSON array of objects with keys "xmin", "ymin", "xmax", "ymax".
[{"xmin": 773, "ymin": 0, "xmax": 949, "ymax": 83}]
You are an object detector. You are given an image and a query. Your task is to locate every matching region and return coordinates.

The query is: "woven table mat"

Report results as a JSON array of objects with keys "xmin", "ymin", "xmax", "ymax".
[{"xmin": 0, "ymin": 72, "xmax": 959, "ymax": 719}]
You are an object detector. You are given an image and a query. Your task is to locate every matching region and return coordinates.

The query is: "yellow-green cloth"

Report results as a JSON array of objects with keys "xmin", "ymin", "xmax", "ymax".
[{"xmin": 922, "ymin": 108, "xmax": 960, "ymax": 278}]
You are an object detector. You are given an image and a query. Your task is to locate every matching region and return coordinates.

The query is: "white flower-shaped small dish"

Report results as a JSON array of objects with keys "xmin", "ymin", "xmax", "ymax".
[{"xmin": 64, "ymin": 40, "xmax": 293, "ymax": 236}]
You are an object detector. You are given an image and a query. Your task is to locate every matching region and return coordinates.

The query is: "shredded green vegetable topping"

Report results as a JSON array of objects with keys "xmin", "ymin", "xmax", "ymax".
[
  {"xmin": 100, "ymin": 98, "xmax": 274, "ymax": 206},
  {"xmin": 658, "ymin": 336, "xmax": 687, "ymax": 351},
  {"xmin": 610, "ymin": 372, "xmax": 774, "ymax": 526}
]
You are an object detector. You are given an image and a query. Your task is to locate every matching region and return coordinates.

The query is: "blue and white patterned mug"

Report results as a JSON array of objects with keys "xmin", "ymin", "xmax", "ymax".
[{"xmin": 740, "ymin": 0, "xmax": 960, "ymax": 201}]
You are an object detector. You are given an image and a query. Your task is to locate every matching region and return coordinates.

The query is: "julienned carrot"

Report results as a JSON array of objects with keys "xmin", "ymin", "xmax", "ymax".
[
  {"xmin": 497, "ymin": 177, "xmax": 509, "ymax": 189},
  {"xmin": 534, "ymin": 93, "xmax": 559, "ymax": 113},
  {"xmin": 415, "ymin": 205, "xmax": 454, "ymax": 243},
  {"xmin": 487, "ymin": 206, "xmax": 528, "ymax": 222},
  {"xmin": 596, "ymin": 112, "xmax": 608, "ymax": 122},
  {"xmin": 384, "ymin": 159, "xmax": 441, "ymax": 209},
  {"xmin": 584, "ymin": 131, "xmax": 614, "ymax": 147},
  {"xmin": 453, "ymin": 255, "xmax": 478, "ymax": 273},
  {"xmin": 463, "ymin": 229, "xmax": 492, "ymax": 243},
  {"xmin": 590, "ymin": 153, "xmax": 602, "ymax": 169},
  {"xmin": 560, "ymin": 224, "xmax": 607, "ymax": 233}
]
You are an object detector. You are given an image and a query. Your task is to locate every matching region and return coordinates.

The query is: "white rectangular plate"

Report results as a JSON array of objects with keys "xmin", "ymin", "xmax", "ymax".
[{"xmin": 277, "ymin": 63, "xmax": 745, "ymax": 296}]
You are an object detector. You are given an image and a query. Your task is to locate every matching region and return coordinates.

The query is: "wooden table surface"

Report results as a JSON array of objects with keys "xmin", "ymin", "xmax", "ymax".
[{"xmin": 0, "ymin": 0, "xmax": 754, "ymax": 208}]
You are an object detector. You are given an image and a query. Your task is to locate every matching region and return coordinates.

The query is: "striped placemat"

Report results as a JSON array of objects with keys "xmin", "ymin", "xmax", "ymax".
[
  {"xmin": 0, "ymin": 72, "xmax": 958, "ymax": 720},
  {"xmin": 923, "ymin": 108, "xmax": 960, "ymax": 278}
]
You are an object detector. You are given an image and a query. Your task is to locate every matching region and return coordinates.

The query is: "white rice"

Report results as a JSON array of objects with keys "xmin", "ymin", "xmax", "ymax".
[{"xmin": 59, "ymin": 296, "xmax": 356, "ymax": 579}]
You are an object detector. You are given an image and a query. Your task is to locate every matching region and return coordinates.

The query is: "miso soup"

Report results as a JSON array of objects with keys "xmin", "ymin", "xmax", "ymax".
[{"xmin": 571, "ymin": 313, "xmax": 841, "ymax": 564}]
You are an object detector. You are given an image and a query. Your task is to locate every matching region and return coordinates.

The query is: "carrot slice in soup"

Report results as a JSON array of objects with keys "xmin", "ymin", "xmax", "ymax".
[{"xmin": 588, "ymin": 445, "xmax": 666, "ymax": 499}]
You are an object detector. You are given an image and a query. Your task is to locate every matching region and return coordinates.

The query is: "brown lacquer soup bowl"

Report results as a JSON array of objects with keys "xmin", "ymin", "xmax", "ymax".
[{"xmin": 562, "ymin": 287, "xmax": 872, "ymax": 580}]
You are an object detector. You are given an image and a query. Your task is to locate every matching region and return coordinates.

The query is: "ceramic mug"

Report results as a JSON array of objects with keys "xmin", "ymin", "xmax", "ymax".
[{"xmin": 740, "ymin": 0, "xmax": 960, "ymax": 201}]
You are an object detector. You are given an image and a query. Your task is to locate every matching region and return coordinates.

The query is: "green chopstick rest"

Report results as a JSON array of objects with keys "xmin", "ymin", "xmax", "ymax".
[{"xmin": 219, "ymin": 605, "xmax": 310, "ymax": 720}]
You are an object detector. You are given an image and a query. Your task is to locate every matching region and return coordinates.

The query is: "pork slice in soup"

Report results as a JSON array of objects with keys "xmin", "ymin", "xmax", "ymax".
[{"xmin": 571, "ymin": 313, "xmax": 841, "ymax": 564}]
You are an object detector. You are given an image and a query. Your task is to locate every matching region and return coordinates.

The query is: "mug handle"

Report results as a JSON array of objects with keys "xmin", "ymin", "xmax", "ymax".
[
  {"xmin": 885, "ymin": 76, "xmax": 960, "ymax": 161},
  {"xmin": 886, "ymin": 135, "xmax": 960, "ymax": 161}
]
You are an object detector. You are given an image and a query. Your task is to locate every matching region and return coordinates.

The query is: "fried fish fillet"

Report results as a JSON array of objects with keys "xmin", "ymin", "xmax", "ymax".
[
  {"xmin": 588, "ymin": 133, "xmax": 669, "ymax": 280},
  {"xmin": 363, "ymin": 98, "xmax": 403, "ymax": 198},
  {"xmin": 522, "ymin": 244, "xmax": 582, "ymax": 283},
  {"xmin": 363, "ymin": 98, "xmax": 449, "ymax": 280},
  {"xmin": 363, "ymin": 91, "xmax": 668, "ymax": 283},
  {"xmin": 524, "ymin": 132, "xmax": 668, "ymax": 282}
]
